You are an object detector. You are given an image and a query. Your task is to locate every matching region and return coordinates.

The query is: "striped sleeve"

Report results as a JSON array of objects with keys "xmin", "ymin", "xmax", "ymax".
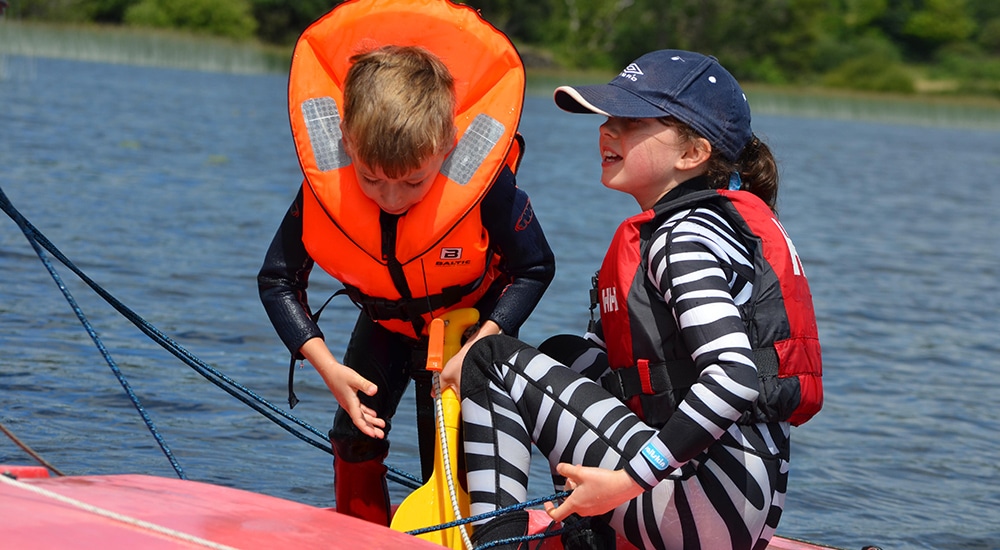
[{"xmin": 637, "ymin": 206, "xmax": 761, "ymax": 483}]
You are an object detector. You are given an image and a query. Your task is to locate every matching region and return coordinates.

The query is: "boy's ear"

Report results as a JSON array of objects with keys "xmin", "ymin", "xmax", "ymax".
[
  {"xmin": 446, "ymin": 124, "xmax": 458, "ymax": 152},
  {"xmin": 340, "ymin": 124, "xmax": 354, "ymax": 156},
  {"xmin": 677, "ymin": 137, "xmax": 712, "ymax": 170}
]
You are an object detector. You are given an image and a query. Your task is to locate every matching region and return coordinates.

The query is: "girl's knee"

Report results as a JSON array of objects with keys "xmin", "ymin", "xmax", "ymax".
[{"xmin": 463, "ymin": 334, "xmax": 531, "ymax": 395}]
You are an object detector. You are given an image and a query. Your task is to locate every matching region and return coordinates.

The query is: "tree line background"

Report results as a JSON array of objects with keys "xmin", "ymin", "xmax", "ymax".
[{"xmin": 7, "ymin": 0, "xmax": 1000, "ymax": 96}]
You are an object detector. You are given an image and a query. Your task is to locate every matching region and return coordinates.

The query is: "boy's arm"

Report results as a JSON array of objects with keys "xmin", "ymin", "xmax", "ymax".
[
  {"xmin": 257, "ymin": 186, "xmax": 324, "ymax": 357},
  {"xmin": 479, "ymin": 169, "xmax": 556, "ymax": 334}
]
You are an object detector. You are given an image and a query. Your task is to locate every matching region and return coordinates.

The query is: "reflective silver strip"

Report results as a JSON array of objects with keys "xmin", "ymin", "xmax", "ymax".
[
  {"xmin": 301, "ymin": 97, "xmax": 351, "ymax": 172},
  {"xmin": 440, "ymin": 113, "xmax": 506, "ymax": 186}
]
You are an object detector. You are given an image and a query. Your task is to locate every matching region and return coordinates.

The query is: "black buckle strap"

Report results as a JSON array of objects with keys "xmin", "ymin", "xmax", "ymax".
[
  {"xmin": 752, "ymin": 347, "xmax": 779, "ymax": 378},
  {"xmin": 601, "ymin": 359, "xmax": 696, "ymax": 401},
  {"xmin": 287, "ymin": 291, "xmax": 342, "ymax": 409},
  {"xmin": 340, "ymin": 283, "xmax": 468, "ymax": 323},
  {"xmin": 600, "ymin": 347, "xmax": 779, "ymax": 401},
  {"xmin": 339, "ymin": 249, "xmax": 494, "ymax": 323}
]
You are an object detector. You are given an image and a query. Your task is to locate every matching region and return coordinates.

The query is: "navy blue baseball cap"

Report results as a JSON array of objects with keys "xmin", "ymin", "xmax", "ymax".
[{"xmin": 554, "ymin": 50, "xmax": 752, "ymax": 161}]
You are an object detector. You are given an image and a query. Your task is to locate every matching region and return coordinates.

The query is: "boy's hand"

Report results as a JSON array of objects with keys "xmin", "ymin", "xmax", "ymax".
[
  {"xmin": 299, "ymin": 337, "xmax": 385, "ymax": 438},
  {"xmin": 438, "ymin": 345, "xmax": 468, "ymax": 399},
  {"xmin": 329, "ymin": 364, "xmax": 384, "ymax": 439},
  {"xmin": 438, "ymin": 320, "xmax": 502, "ymax": 399}
]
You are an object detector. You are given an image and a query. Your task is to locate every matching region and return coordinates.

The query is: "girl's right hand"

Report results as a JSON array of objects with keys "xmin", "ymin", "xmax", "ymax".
[{"xmin": 543, "ymin": 462, "xmax": 645, "ymax": 521}]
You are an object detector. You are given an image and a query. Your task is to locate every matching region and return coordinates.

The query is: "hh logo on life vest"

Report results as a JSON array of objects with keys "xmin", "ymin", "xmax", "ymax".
[
  {"xmin": 601, "ymin": 287, "xmax": 618, "ymax": 313},
  {"xmin": 437, "ymin": 247, "xmax": 470, "ymax": 267}
]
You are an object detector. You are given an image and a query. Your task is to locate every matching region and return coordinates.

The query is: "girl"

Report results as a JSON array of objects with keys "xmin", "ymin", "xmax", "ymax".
[{"xmin": 444, "ymin": 50, "xmax": 822, "ymax": 550}]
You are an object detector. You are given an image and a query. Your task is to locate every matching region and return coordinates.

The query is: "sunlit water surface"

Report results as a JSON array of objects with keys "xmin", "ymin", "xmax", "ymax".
[{"xmin": 2, "ymin": 56, "xmax": 998, "ymax": 550}]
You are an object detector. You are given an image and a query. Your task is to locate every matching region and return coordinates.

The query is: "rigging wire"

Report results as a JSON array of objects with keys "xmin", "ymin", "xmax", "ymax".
[
  {"xmin": 0, "ymin": 186, "xmax": 421, "ymax": 490},
  {"xmin": 2, "ymin": 186, "xmax": 568, "ymax": 546}
]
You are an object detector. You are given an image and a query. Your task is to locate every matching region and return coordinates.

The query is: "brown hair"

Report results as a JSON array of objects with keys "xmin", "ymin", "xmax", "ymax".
[
  {"xmin": 664, "ymin": 118, "xmax": 780, "ymax": 212},
  {"xmin": 342, "ymin": 45, "xmax": 457, "ymax": 178}
]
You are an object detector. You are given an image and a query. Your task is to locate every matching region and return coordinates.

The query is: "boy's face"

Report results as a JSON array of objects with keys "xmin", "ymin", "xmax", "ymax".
[{"xmin": 352, "ymin": 153, "xmax": 446, "ymax": 215}]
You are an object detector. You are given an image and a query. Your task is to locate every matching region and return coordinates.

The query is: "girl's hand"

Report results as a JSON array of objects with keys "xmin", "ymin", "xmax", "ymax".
[
  {"xmin": 299, "ymin": 338, "xmax": 385, "ymax": 439},
  {"xmin": 543, "ymin": 463, "xmax": 645, "ymax": 522}
]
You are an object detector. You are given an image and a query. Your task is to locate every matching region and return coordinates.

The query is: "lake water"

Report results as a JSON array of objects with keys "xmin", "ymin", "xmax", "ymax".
[{"xmin": 1, "ymin": 55, "xmax": 998, "ymax": 550}]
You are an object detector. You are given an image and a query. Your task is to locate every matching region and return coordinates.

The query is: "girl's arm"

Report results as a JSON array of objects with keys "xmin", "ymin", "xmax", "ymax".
[{"xmin": 626, "ymin": 209, "xmax": 761, "ymax": 489}]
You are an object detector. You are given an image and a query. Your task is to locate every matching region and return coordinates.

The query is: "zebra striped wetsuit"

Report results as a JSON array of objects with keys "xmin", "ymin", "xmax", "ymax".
[{"xmin": 461, "ymin": 179, "xmax": 802, "ymax": 550}]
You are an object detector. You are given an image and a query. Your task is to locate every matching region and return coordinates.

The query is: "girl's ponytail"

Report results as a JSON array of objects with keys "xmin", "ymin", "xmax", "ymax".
[
  {"xmin": 736, "ymin": 135, "xmax": 779, "ymax": 211},
  {"xmin": 704, "ymin": 134, "xmax": 779, "ymax": 212},
  {"xmin": 667, "ymin": 117, "xmax": 780, "ymax": 212}
]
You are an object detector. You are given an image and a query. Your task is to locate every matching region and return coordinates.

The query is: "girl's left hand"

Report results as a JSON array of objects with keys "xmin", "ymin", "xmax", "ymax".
[{"xmin": 543, "ymin": 463, "xmax": 645, "ymax": 522}]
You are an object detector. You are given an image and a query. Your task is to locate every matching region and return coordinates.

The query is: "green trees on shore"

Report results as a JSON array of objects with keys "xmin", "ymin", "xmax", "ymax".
[{"xmin": 6, "ymin": 0, "xmax": 1000, "ymax": 95}]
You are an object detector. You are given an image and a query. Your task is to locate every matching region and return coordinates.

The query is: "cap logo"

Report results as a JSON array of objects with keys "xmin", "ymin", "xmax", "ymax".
[{"xmin": 619, "ymin": 63, "xmax": 643, "ymax": 82}]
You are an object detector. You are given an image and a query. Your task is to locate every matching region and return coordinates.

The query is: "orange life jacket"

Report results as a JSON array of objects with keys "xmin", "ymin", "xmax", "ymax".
[{"xmin": 287, "ymin": 0, "xmax": 525, "ymax": 338}]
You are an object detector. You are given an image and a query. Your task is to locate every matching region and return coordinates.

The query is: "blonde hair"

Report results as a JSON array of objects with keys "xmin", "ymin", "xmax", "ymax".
[{"xmin": 342, "ymin": 45, "xmax": 457, "ymax": 178}]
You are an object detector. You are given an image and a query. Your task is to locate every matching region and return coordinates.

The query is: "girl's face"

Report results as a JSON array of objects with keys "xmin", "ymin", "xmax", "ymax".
[{"xmin": 598, "ymin": 117, "xmax": 705, "ymax": 210}]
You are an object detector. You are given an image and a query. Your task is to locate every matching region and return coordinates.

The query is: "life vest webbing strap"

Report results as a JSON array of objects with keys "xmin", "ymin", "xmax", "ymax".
[
  {"xmin": 752, "ymin": 347, "xmax": 780, "ymax": 378},
  {"xmin": 379, "ymin": 211, "xmax": 412, "ymax": 301},
  {"xmin": 601, "ymin": 359, "xmax": 697, "ymax": 401},
  {"xmin": 637, "ymin": 359, "xmax": 654, "ymax": 395},
  {"xmin": 339, "ymin": 250, "xmax": 494, "ymax": 324},
  {"xmin": 601, "ymin": 347, "xmax": 779, "ymax": 400}
]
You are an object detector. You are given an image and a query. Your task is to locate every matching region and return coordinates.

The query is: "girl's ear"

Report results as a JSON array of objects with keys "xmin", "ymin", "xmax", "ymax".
[{"xmin": 676, "ymin": 137, "xmax": 712, "ymax": 171}]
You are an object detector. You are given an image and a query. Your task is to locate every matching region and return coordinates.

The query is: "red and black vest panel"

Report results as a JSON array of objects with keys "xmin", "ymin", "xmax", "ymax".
[{"xmin": 597, "ymin": 188, "xmax": 823, "ymax": 426}]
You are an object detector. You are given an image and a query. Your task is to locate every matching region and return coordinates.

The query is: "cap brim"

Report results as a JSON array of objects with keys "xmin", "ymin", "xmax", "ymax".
[{"xmin": 554, "ymin": 84, "xmax": 670, "ymax": 119}]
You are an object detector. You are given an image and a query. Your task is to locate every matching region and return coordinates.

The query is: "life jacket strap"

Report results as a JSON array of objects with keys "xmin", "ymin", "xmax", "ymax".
[
  {"xmin": 340, "ymin": 250, "xmax": 494, "ymax": 324},
  {"xmin": 601, "ymin": 347, "xmax": 779, "ymax": 401},
  {"xmin": 601, "ymin": 359, "xmax": 695, "ymax": 401},
  {"xmin": 286, "ymin": 291, "xmax": 340, "ymax": 409},
  {"xmin": 752, "ymin": 346, "xmax": 780, "ymax": 378}
]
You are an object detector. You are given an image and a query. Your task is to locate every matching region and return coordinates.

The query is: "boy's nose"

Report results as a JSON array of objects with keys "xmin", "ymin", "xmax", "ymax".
[{"xmin": 380, "ymin": 188, "xmax": 408, "ymax": 213}]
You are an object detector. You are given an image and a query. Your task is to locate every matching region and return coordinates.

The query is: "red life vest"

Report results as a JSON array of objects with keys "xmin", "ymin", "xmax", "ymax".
[
  {"xmin": 286, "ymin": 0, "xmax": 525, "ymax": 338},
  {"xmin": 597, "ymin": 187, "xmax": 823, "ymax": 426}
]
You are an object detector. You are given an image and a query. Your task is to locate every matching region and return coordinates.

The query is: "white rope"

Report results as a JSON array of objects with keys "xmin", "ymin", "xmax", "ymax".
[
  {"xmin": 0, "ymin": 473, "xmax": 238, "ymax": 550},
  {"xmin": 433, "ymin": 373, "xmax": 474, "ymax": 550}
]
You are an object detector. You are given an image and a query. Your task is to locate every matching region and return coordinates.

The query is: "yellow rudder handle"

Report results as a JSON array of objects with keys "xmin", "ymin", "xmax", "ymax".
[{"xmin": 390, "ymin": 308, "xmax": 479, "ymax": 549}]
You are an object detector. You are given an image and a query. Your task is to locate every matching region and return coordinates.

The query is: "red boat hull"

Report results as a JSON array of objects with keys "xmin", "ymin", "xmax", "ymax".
[{"xmin": 1, "ymin": 465, "xmax": 839, "ymax": 549}]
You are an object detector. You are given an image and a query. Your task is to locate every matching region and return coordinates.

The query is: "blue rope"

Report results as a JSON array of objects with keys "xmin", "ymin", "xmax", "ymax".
[
  {"xmin": 404, "ymin": 490, "xmax": 571, "ymax": 536},
  {"xmin": 0, "ymin": 186, "xmax": 422, "ymax": 490},
  {"xmin": 2, "ymin": 185, "xmax": 571, "ymax": 539},
  {"xmin": 4, "ymin": 197, "xmax": 186, "ymax": 479}
]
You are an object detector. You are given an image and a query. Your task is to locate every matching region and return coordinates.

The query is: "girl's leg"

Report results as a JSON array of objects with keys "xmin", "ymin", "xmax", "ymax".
[
  {"xmin": 460, "ymin": 335, "xmax": 655, "ymax": 521},
  {"xmin": 613, "ymin": 428, "xmax": 788, "ymax": 550},
  {"xmin": 537, "ymin": 334, "xmax": 610, "ymax": 381},
  {"xmin": 535, "ymin": 335, "xmax": 619, "ymax": 548},
  {"xmin": 461, "ymin": 334, "xmax": 789, "ymax": 550}
]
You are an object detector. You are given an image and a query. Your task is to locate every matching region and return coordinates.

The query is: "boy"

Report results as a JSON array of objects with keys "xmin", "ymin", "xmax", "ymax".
[{"xmin": 258, "ymin": 0, "xmax": 554, "ymax": 527}]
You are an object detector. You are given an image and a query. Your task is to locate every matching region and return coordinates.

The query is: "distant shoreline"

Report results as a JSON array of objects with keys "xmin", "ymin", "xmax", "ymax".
[{"xmin": 4, "ymin": 20, "xmax": 1000, "ymax": 130}]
